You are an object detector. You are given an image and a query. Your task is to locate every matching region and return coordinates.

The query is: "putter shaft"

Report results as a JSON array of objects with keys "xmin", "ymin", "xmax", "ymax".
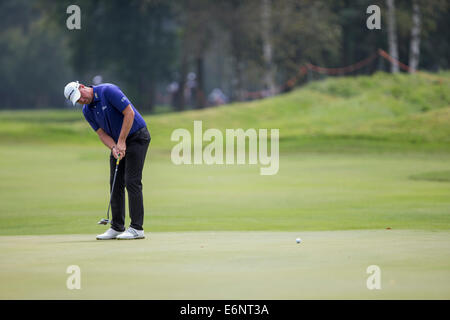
[{"xmin": 99, "ymin": 154, "xmax": 121, "ymax": 225}]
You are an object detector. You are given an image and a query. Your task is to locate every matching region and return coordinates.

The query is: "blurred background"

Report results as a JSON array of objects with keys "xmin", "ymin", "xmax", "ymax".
[{"xmin": 0, "ymin": 0, "xmax": 448, "ymax": 112}]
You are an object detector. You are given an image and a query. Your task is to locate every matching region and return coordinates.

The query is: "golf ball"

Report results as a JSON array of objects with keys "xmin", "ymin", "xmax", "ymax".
[{"xmin": 296, "ymin": 238, "xmax": 302, "ymax": 244}]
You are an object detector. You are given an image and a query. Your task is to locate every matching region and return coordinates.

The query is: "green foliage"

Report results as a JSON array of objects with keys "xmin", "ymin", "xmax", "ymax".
[
  {"xmin": 2, "ymin": 0, "xmax": 449, "ymax": 111},
  {"xmin": 273, "ymin": 0, "xmax": 342, "ymax": 75},
  {"xmin": 0, "ymin": 0, "xmax": 72, "ymax": 109},
  {"xmin": 41, "ymin": 0, "xmax": 178, "ymax": 112}
]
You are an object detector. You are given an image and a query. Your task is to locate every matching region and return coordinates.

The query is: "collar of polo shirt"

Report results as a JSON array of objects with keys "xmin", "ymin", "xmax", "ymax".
[{"xmin": 88, "ymin": 86, "xmax": 101, "ymax": 107}]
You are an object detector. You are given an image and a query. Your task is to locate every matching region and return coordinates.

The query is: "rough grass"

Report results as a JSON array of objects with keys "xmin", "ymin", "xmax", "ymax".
[{"xmin": 0, "ymin": 72, "xmax": 449, "ymax": 152}]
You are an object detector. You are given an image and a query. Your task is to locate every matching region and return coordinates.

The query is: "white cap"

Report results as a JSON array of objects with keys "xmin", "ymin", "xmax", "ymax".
[{"xmin": 64, "ymin": 81, "xmax": 81, "ymax": 106}]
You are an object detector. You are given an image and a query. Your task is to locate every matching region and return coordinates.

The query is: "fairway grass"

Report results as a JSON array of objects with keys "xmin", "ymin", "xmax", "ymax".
[
  {"xmin": 1, "ymin": 145, "xmax": 449, "ymax": 234},
  {"xmin": 0, "ymin": 230, "xmax": 448, "ymax": 299}
]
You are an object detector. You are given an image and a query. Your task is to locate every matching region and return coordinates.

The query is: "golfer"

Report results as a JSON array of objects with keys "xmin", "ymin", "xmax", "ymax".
[{"xmin": 64, "ymin": 81, "xmax": 151, "ymax": 240}]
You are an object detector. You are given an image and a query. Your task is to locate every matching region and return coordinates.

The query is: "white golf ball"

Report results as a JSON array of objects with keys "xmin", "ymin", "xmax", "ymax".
[{"xmin": 296, "ymin": 238, "xmax": 302, "ymax": 244}]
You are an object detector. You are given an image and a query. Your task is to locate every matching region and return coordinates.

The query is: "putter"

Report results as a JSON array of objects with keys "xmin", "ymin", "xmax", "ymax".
[{"xmin": 98, "ymin": 153, "xmax": 121, "ymax": 225}]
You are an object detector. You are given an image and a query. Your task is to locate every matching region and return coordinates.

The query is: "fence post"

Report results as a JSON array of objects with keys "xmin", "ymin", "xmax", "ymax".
[{"xmin": 377, "ymin": 54, "xmax": 385, "ymax": 72}]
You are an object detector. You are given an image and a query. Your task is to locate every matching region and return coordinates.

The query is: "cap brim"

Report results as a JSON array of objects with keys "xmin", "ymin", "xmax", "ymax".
[{"xmin": 70, "ymin": 90, "xmax": 81, "ymax": 106}]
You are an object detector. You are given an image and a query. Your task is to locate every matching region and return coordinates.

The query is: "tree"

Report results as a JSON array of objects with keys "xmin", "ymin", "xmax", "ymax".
[
  {"xmin": 261, "ymin": 0, "xmax": 276, "ymax": 95},
  {"xmin": 42, "ymin": 0, "xmax": 177, "ymax": 113},
  {"xmin": 408, "ymin": 0, "xmax": 421, "ymax": 73},
  {"xmin": 386, "ymin": 0, "xmax": 400, "ymax": 73},
  {"xmin": 0, "ymin": 0, "xmax": 73, "ymax": 109},
  {"xmin": 271, "ymin": 0, "xmax": 341, "ymax": 85},
  {"xmin": 420, "ymin": 0, "xmax": 449, "ymax": 70},
  {"xmin": 214, "ymin": 0, "xmax": 262, "ymax": 102},
  {"xmin": 172, "ymin": 0, "xmax": 215, "ymax": 109}
]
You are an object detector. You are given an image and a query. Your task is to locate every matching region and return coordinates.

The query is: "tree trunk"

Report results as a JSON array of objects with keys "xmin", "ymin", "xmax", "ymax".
[
  {"xmin": 146, "ymin": 82, "xmax": 156, "ymax": 113},
  {"xmin": 232, "ymin": 59, "xmax": 244, "ymax": 102},
  {"xmin": 408, "ymin": 0, "xmax": 421, "ymax": 73},
  {"xmin": 138, "ymin": 76, "xmax": 154, "ymax": 113},
  {"xmin": 386, "ymin": 0, "xmax": 399, "ymax": 73},
  {"xmin": 195, "ymin": 57, "xmax": 206, "ymax": 108},
  {"xmin": 174, "ymin": 54, "xmax": 188, "ymax": 111},
  {"xmin": 230, "ymin": 31, "xmax": 244, "ymax": 102},
  {"xmin": 261, "ymin": 0, "xmax": 276, "ymax": 95}
]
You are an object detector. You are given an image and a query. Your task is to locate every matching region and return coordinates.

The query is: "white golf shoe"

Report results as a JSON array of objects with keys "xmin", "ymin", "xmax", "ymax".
[
  {"xmin": 116, "ymin": 227, "xmax": 145, "ymax": 240},
  {"xmin": 96, "ymin": 228, "xmax": 122, "ymax": 240}
]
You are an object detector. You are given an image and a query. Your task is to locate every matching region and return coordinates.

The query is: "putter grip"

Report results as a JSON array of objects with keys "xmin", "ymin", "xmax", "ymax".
[{"xmin": 117, "ymin": 153, "xmax": 121, "ymax": 165}]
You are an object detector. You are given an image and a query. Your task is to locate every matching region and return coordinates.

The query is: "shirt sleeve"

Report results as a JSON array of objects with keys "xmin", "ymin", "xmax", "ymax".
[
  {"xmin": 104, "ymin": 85, "xmax": 132, "ymax": 112},
  {"xmin": 82, "ymin": 106, "xmax": 99, "ymax": 132}
]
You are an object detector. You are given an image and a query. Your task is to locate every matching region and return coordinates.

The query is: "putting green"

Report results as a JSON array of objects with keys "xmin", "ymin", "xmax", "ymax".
[{"xmin": 0, "ymin": 230, "xmax": 448, "ymax": 299}]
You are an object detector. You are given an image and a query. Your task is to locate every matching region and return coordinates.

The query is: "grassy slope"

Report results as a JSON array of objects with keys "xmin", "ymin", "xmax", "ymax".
[
  {"xmin": 0, "ymin": 72, "xmax": 449, "ymax": 152},
  {"xmin": 149, "ymin": 71, "xmax": 450, "ymax": 152}
]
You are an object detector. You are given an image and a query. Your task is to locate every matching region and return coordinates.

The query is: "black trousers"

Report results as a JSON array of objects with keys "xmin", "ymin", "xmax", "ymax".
[{"xmin": 110, "ymin": 126, "xmax": 150, "ymax": 232}]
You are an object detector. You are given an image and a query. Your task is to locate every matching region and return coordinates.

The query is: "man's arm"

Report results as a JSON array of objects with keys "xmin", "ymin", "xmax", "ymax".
[
  {"xmin": 116, "ymin": 105, "xmax": 135, "ymax": 156},
  {"xmin": 96, "ymin": 128, "xmax": 124, "ymax": 159},
  {"xmin": 118, "ymin": 104, "xmax": 135, "ymax": 142},
  {"xmin": 96, "ymin": 128, "xmax": 116, "ymax": 149}
]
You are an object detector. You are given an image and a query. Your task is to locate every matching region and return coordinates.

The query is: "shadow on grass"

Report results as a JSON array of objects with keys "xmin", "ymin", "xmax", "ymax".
[{"xmin": 410, "ymin": 170, "xmax": 450, "ymax": 183}]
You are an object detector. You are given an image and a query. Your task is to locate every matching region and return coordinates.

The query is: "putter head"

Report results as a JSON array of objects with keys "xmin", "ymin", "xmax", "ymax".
[{"xmin": 97, "ymin": 218, "xmax": 110, "ymax": 225}]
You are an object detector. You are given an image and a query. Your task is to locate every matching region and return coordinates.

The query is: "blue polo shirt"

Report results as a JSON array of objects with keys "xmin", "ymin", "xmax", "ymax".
[{"xmin": 82, "ymin": 83, "xmax": 147, "ymax": 142}]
